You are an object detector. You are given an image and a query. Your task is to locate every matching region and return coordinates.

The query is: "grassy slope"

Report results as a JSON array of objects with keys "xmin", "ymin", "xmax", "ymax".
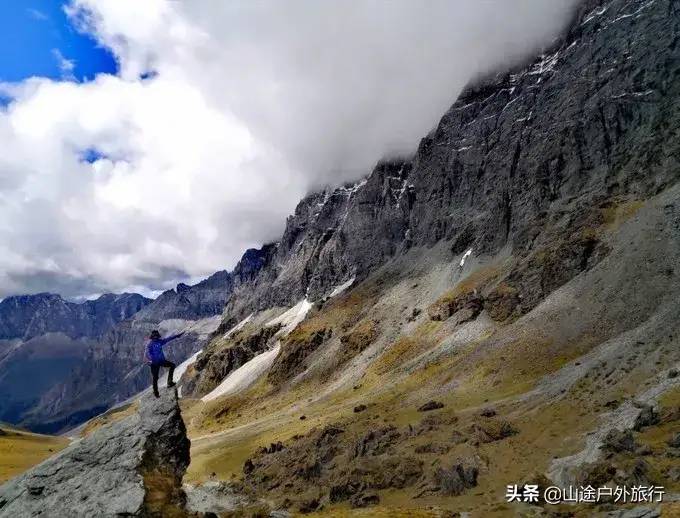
[
  {"xmin": 0, "ymin": 425, "xmax": 69, "ymax": 484},
  {"xmin": 181, "ymin": 193, "xmax": 680, "ymax": 516}
]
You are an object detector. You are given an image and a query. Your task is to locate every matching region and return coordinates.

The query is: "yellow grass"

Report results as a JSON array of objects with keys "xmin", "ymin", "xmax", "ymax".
[{"xmin": 0, "ymin": 427, "xmax": 69, "ymax": 483}]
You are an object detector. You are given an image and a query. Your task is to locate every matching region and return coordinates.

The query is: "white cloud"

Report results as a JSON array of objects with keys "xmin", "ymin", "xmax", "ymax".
[
  {"xmin": 0, "ymin": 0, "xmax": 577, "ymax": 298},
  {"xmin": 51, "ymin": 49, "xmax": 76, "ymax": 80}
]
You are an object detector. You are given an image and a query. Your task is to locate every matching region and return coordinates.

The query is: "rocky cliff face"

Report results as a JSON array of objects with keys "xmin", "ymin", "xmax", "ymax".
[
  {"xmin": 0, "ymin": 390, "xmax": 190, "ymax": 518},
  {"xmin": 222, "ymin": 0, "xmax": 680, "ymax": 320},
  {"xmin": 135, "ymin": 270, "xmax": 234, "ymax": 322},
  {"xmin": 0, "ymin": 292, "xmax": 151, "ymax": 341}
]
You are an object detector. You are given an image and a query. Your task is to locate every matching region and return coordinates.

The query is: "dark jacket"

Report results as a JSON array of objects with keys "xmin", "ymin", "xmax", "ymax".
[{"xmin": 144, "ymin": 333, "xmax": 183, "ymax": 365}]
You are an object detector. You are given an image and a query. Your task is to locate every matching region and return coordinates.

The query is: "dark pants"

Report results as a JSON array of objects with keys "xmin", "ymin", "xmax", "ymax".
[{"xmin": 150, "ymin": 360, "xmax": 175, "ymax": 396}]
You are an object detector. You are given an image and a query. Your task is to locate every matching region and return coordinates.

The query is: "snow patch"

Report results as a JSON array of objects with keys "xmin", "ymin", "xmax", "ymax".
[
  {"xmin": 328, "ymin": 277, "xmax": 355, "ymax": 298},
  {"xmin": 460, "ymin": 248, "xmax": 473, "ymax": 267},
  {"xmin": 159, "ymin": 315, "xmax": 222, "ymax": 338},
  {"xmin": 160, "ymin": 348, "xmax": 203, "ymax": 394},
  {"xmin": 223, "ymin": 313, "xmax": 253, "ymax": 339},
  {"xmin": 337, "ymin": 178, "xmax": 367, "ymax": 195},
  {"xmin": 201, "ymin": 344, "xmax": 281, "ymax": 402},
  {"xmin": 612, "ymin": 0, "xmax": 656, "ymax": 23},
  {"xmin": 582, "ymin": 6, "xmax": 608, "ymax": 25},
  {"xmin": 265, "ymin": 299, "xmax": 313, "ymax": 337}
]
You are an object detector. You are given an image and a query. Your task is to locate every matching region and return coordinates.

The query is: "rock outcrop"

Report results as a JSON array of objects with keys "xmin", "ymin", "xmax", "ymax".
[{"xmin": 0, "ymin": 390, "xmax": 190, "ymax": 518}]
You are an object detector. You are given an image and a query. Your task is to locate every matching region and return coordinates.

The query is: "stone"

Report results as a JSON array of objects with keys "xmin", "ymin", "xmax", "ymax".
[
  {"xmin": 433, "ymin": 458, "xmax": 479, "ymax": 496},
  {"xmin": 0, "ymin": 390, "xmax": 190, "ymax": 518},
  {"xmin": 633, "ymin": 405, "xmax": 659, "ymax": 431},
  {"xmin": 606, "ymin": 506, "xmax": 660, "ymax": 518},
  {"xmin": 350, "ymin": 493, "xmax": 380, "ymax": 508},
  {"xmin": 601, "ymin": 429, "xmax": 637, "ymax": 453},
  {"xmin": 414, "ymin": 442, "xmax": 450, "ymax": 454},
  {"xmin": 667, "ymin": 466, "xmax": 680, "ymax": 482},
  {"xmin": 184, "ymin": 481, "xmax": 251, "ymax": 515},
  {"xmin": 667, "ymin": 432, "xmax": 680, "ymax": 449},
  {"xmin": 418, "ymin": 401, "xmax": 445, "ymax": 412},
  {"xmin": 468, "ymin": 418, "xmax": 518, "ymax": 444}
]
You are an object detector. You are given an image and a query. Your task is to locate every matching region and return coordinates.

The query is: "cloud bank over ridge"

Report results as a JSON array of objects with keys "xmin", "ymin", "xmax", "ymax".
[{"xmin": 0, "ymin": 0, "xmax": 578, "ymax": 298}]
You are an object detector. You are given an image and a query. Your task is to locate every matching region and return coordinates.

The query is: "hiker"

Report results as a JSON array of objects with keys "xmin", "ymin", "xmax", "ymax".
[{"xmin": 144, "ymin": 330, "xmax": 184, "ymax": 397}]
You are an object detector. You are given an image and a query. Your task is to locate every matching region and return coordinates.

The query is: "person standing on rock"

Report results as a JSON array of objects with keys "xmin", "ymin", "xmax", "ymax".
[{"xmin": 144, "ymin": 330, "xmax": 185, "ymax": 397}]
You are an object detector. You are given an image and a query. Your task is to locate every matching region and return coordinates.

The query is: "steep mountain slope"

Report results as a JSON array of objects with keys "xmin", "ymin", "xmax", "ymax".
[
  {"xmin": 0, "ymin": 292, "xmax": 151, "ymax": 340},
  {"xmin": 0, "ymin": 293, "xmax": 152, "ymax": 428},
  {"xmin": 21, "ymin": 265, "xmax": 270, "ymax": 433},
  {"xmin": 168, "ymin": 0, "xmax": 680, "ymax": 514},
  {"xmin": 0, "ymin": 334, "xmax": 93, "ymax": 424},
  {"xmin": 220, "ymin": 0, "xmax": 680, "ymax": 322},
  {"xmin": 188, "ymin": 0, "xmax": 680, "ymax": 396}
]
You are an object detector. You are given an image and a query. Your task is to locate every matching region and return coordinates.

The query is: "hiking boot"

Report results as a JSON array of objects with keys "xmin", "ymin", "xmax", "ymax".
[
  {"xmin": 153, "ymin": 390, "xmax": 160, "ymax": 398},
  {"xmin": 167, "ymin": 381, "xmax": 176, "ymax": 388}
]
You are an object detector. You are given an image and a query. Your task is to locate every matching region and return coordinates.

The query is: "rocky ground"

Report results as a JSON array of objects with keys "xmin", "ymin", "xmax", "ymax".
[
  {"xmin": 176, "ymin": 182, "xmax": 680, "ymax": 516},
  {"xmin": 0, "ymin": 390, "xmax": 190, "ymax": 517}
]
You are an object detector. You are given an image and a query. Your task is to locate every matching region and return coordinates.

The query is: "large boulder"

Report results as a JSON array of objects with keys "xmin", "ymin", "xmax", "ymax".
[{"xmin": 0, "ymin": 390, "xmax": 190, "ymax": 517}]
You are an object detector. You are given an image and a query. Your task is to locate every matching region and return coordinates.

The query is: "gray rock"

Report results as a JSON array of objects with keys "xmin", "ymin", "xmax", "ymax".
[
  {"xmin": 222, "ymin": 0, "xmax": 680, "ymax": 322},
  {"xmin": 433, "ymin": 458, "xmax": 479, "ymax": 496},
  {"xmin": 349, "ymin": 492, "xmax": 380, "ymax": 508},
  {"xmin": 418, "ymin": 401, "xmax": 445, "ymax": 412},
  {"xmin": 0, "ymin": 389, "xmax": 190, "ymax": 517},
  {"xmin": 184, "ymin": 481, "xmax": 250, "ymax": 515},
  {"xmin": 601, "ymin": 429, "xmax": 638, "ymax": 453},
  {"xmin": 668, "ymin": 432, "xmax": 680, "ymax": 448},
  {"xmin": 633, "ymin": 404, "xmax": 659, "ymax": 431}
]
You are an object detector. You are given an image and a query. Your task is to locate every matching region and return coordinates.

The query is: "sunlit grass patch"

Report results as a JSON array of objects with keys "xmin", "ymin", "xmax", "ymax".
[{"xmin": 0, "ymin": 428, "xmax": 69, "ymax": 483}]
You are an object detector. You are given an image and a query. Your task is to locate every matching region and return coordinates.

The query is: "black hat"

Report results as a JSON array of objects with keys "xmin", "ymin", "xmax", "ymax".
[{"xmin": 149, "ymin": 330, "xmax": 161, "ymax": 339}]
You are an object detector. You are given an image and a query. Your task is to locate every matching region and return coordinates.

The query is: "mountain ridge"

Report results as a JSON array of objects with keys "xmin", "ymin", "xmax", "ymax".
[
  {"xmin": 0, "ymin": 291, "xmax": 152, "ymax": 341},
  {"xmin": 5, "ymin": 0, "xmax": 680, "ymax": 439}
]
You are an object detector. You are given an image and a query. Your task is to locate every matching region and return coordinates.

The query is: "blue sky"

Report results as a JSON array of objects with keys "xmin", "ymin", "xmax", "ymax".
[{"xmin": 0, "ymin": 1, "xmax": 116, "ymax": 83}]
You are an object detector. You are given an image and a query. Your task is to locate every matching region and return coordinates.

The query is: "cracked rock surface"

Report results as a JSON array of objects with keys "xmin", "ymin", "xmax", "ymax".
[{"xmin": 0, "ymin": 389, "xmax": 190, "ymax": 518}]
